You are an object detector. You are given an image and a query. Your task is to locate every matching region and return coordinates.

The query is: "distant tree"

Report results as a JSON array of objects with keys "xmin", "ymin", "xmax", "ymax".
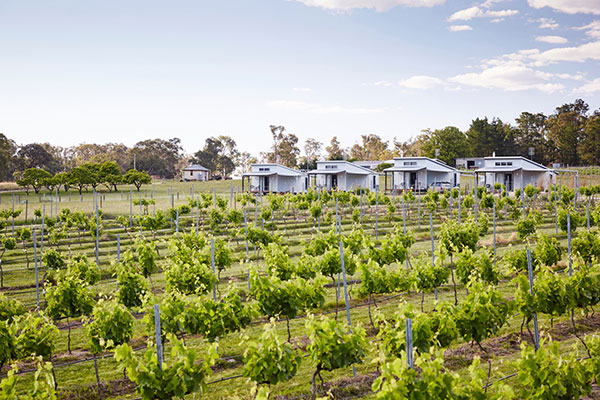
[
  {"xmin": 581, "ymin": 111, "xmax": 600, "ymax": 166},
  {"xmin": 99, "ymin": 161, "xmax": 122, "ymax": 191},
  {"xmin": 193, "ymin": 136, "xmax": 238, "ymax": 177},
  {"xmin": 130, "ymin": 138, "xmax": 182, "ymax": 179},
  {"xmin": 420, "ymin": 127, "xmax": 471, "ymax": 166},
  {"xmin": 325, "ymin": 136, "xmax": 346, "ymax": 160},
  {"xmin": 79, "ymin": 163, "xmax": 102, "ymax": 191},
  {"xmin": 235, "ymin": 151, "xmax": 257, "ymax": 176},
  {"xmin": 514, "ymin": 112, "xmax": 555, "ymax": 165},
  {"xmin": 349, "ymin": 134, "xmax": 392, "ymax": 161},
  {"xmin": 69, "ymin": 165, "xmax": 96, "ymax": 194},
  {"xmin": 262, "ymin": 126, "xmax": 300, "ymax": 168},
  {"xmin": 0, "ymin": 134, "xmax": 16, "ymax": 181},
  {"xmin": 53, "ymin": 172, "xmax": 71, "ymax": 192},
  {"xmin": 547, "ymin": 99, "xmax": 588, "ymax": 166},
  {"xmin": 392, "ymin": 135, "xmax": 425, "ymax": 157},
  {"xmin": 123, "ymin": 169, "xmax": 151, "ymax": 191},
  {"xmin": 67, "ymin": 143, "xmax": 132, "ymax": 173},
  {"xmin": 14, "ymin": 143, "xmax": 62, "ymax": 174},
  {"xmin": 16, "ymin": 168, "xmax": 52, "ymax": 194},
  {"xmin": 466, "ymin": 117, "xmax": 515, "ymax": 157},
  {"xmin": 299, "ymin": 138, "xmax": 322, "ymax": 170}
]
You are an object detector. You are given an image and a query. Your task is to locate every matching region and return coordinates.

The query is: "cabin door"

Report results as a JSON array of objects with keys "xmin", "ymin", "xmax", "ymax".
[
  {"xmin": 504, "ymin": 174, "xmax": 512, "ymax": 191},
  {"xmin": 263, "ymin": 176, "xmax": 270, "ymax": 192},
  {"xmin": 331, "ymin": 174, "xmax": 338, "ymax": 189},
  {"xmin": 410, "ymin": 172, "xmax": 417, "ymax": 189}
]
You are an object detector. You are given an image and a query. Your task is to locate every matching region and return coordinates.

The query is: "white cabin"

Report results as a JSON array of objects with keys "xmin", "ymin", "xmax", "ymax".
[
  {"xmin": 383, "ymin": 157, "xmax": 460, "ymax": 192},
  {"xmin": 242, "ymin": 164, "xmax": 307, "ymax": 193},
  {"xmin": 308, "ymin": 160, "xmax": 379, "ymax": 191},
  {"xmin": 474, "ymin": 156, "xmax": 555, "ymax": 191},
  {"xmin": 182, "ymin": 164, "xmax": 210, "ymax": 181}
]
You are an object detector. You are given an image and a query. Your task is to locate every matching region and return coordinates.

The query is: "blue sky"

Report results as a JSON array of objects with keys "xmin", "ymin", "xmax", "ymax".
[{"xmin": 1, "ymin": 0, "xmax": 599, "ymax": 157}]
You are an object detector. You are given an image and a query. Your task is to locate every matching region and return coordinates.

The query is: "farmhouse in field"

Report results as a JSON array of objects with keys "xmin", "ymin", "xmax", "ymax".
[
  {"xmin": 242, "ymin": 163, "xmax": 307, "ymax": 193},
  {"xmin": 474, "ymin": 156, "xmax": 555, "ymax": 191},
  {"xmin": 182, "ymin": 164, "xmax": 210, "ymax": 181},
  {"xmin": 308, "ymin": 160, "xmax": 379, "ymax": 191},
  {"xmin": 382, "ymin": 157, "xmax": 460, "ymax": 192}
]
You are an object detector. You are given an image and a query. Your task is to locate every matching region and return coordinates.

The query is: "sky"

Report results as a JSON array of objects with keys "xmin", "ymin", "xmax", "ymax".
[{"xmin": 1, "ymin": 0, "xmax": 599, "ymax": 158}]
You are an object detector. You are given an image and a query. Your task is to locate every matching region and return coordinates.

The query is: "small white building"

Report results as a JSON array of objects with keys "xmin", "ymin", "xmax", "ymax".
[
  {"xmin": 182, "ymin": 164, "xmax": 210, "ymax": 181},
  {"xmin": 474, "ymin": 156, "xmax": 555, "ymax": 191},
  {"xmin": 308, "ymin": 160, "xmax": 379, "ymax": 191},
  {"xmin": 383, "ymin": 157, "xmax": 460, "ymax": 192},
  {"xmin": 242, "ymin": 163, "xmax": 307, "ymax": 193}
]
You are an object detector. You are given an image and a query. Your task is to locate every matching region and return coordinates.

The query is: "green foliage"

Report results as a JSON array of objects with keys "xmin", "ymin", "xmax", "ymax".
[
  {"xmin": 182, "ymin": 291, "xmax": 254, "ymax": 341},
  {"xmin": 0, "ymin": 357, "xmax": 57, "ymax": 400},
  {"xmin": 243, "ymin": 322, "xmax": 301, "ymax": 385},
  {"xmin": 263, "ymin": 242, "xmax": 294, "ymax": 280},
  {"xmin": 0, "ymin": 293, "xmax": 26, "ymax": 323},
  {"xmin": 46, "ymin": 275, "xmax": 94, "ymax": 320},
  {"xmin": 42, "ymin": 249, "xmax": 66, "ymax": 270},
  {"xmin": 504, "ymin": 247, "xmax": 538, "ymax": 274},
  {"xmin": 116, "ymin": 263, "xmax": 149, "ymax": 308},
  {"xmin": 306, "ymin": 316, "xmax": 367, "ymax": 372},
  {"xmin": 455, "ymin": 249, "xmax": 498, "ymax": 286},
  {"xmin": 116, "ymin": 334, "xmax": 217, "ymax": 400},
  {"xmin": 572, "ymin": 230, "xmax": 600, "ymax": 264},
  {"xmin": 359, "ymin": 260, "xmax": 411, "ymax": 296},
  {"xmin": 0, "ymin": 321, "xmax": 15, "ymax": 370},
  {"xmin": 123, "ymin": 169, "xmax": 151, "ymax": 191},
  {"xmin": 86, "ymin": 299, "xmax": 134, "ymax": 354},
  {"xmin": 65, "ymin": 255, "xmax": 100, "ymax": 286},
  {"xmin": 164, "ymin": 258, "xmax": 216, "ymax": 296},
  {"xmin": 535, "ymin": 233, "xmax": 563, "ymax": 267},
  {"xmin": 250, "ymin": 272, "xmax": 326, "ymax": 321},
  {"xmin": 516, "ymin": 214, "xmax": 537, "ymax": 239},
  {"xmin": 439, "ymin": 218, "xmax": 480, "ymax": 256},
  {"xmin": 372, "ymin": 353, "xmax": 510, "ymax": 400},
  {"xmin": 245, "ymin": 226, "xmax": 280, "ymax": 247},
  {"xmin": 378, "ymin": 302, "xmax": 457, "ymax": 356},
  {"xmin": 411, "ymin": 255, "xmax": 449, "ymax": 293},
  {"xmin": 516, "ymin": 340, "xmax": 592, "ymax": 400},
  {"xmin": 558, "ymin": 208, "xmax": 581, "ymax": 233},
  {"xmin": 13, "ymin": 313, "xmax": 59, "ymax": 360},
  {"xmin": 455, "ymin": 282, "xmax": 510, "ymax": 344}
]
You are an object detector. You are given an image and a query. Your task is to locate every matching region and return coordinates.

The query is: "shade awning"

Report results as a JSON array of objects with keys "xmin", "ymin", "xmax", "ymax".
[
  {"xmin": 475, "ymin": 167, "xmax": 522, "ymax": 173},
  {"xmin": 242, "ymin": 172, "xmax": 277, "ymax": 177},
  {"xmin": 383, "ymin": 166, "xmax": 426, "ymax": 172}
]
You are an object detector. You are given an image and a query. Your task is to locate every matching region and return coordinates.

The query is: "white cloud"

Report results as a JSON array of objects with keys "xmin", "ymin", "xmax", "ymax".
[
  {"xmin": 448, "ymin": 5, "xmax": 518, "ymax": 21},
  {"xmin": 449, "ymin": 64, "xmax": 564, "ymax": 93},
  {"xmin": 534, "ymin": 17, "xmax": 559, "ymax": 29},
  {"xmin": 574, "ymin": 77, "xmax": 600, "ymax": 93},
  {"xmin": 482, "ymin": 40, "xmax": 600, "ymax": 67},
  {"xmin": 289, "ymin": 0, "xmax": 445, "ymax": 12},
  {"xmin": 576, "ymin": 21, "xmax": 600, "ymax": 39},
  {"xmin": 398, "ymin": 75, "xmax": 445, "ymax": 89},
  {"xmin": 532, "ymin": 40, "xmax": 600, "ymax": 64},
  {"xmin": 267, "ymin": 100, "xmax": 389, "ymax": 114},
  {"xmin": 535, "ymin": 35, "xmax": 568, "ymax": 44},
  {"xmin": 528, "ymin": 0, "xmax": 600, "ymax": 15},
  {"xmin": 293, "ymin": 87, "xmax": 312, "ymax": 92},
  {"xmin": 449, "ymin": 24, "xmax": 473, "ymax": 31},
  {"xmin": 491, "ymin": 18, "xmax": 504, "ymax": 23}
]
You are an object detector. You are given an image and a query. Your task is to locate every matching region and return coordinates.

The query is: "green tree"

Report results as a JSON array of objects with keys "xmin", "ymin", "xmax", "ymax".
[
  {"xmin": 99, "ymin": 161, "xmax": 122, "ymax": 192},
  {"xmin": 16, "ymin": 168, "xmax": 52, "ymax": 194},
  {"xmin": 420, "ymin": 127, "xmax": 471, "ymax": 166},
  {"xmin": 325, "ymin": 136, "xmax": 346, "ymax": 160},
  {"xmin": 547, "ymin": 99, "xmax": 588, "ymax": 166},
  {"xmin": 123, "ymin": 169, "xmax": 151, "ymax": 191}
]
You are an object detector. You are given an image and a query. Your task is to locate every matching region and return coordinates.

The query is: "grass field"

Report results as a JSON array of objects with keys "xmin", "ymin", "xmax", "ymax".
[{"xmin": 0, "ymin": 179, "xmax": 599, "ymax": 399}]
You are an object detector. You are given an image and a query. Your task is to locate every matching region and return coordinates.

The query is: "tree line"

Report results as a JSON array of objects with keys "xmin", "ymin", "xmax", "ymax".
[
  {"xmin": 1, "ymin": 99, "xmax": 598, "ymax": 184},
  {"xmin": 16, "ymin": 162, "xmax": 152, "ymax": 194}
]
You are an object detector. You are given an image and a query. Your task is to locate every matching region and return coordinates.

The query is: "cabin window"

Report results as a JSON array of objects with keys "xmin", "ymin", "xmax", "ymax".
[
  {"xmin": 403, "ymin": 161, "xmax": 417, "ymax": 166},
  {"xmin": 325, "ymin": 165, "xmax": 338, "ymax": 169},
  {"xmin": 259, "ymin": 167, "xmax": 270, "ymax": 171},
  {"xmin": 494, "ymin": 162, "xmax": 513, "ymax": 166}
]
